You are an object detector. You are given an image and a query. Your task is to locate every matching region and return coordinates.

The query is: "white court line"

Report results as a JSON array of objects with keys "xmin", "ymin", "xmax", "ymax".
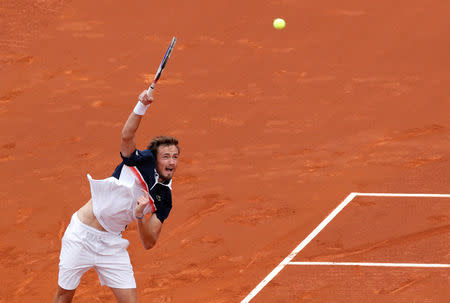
[
  {"xmin": 241, "ymin": 193, "xmax": 358, "ymax": 303},
  {"xmin": 241, "ymin": 192, "xmax": 450, "ymax": 302},
  {"xmin": 354, "ymin": 193, "xmax": 450, "ymax": 198},
  {"xmin": 288, "ymin": 261, "xmax": 450, "ymax": 268}
]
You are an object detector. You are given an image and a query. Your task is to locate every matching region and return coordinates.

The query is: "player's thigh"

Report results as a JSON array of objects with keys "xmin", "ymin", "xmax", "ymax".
[
  {"xmin": 110, "ymin": 287, "xmax": 138, "ymax": 303},
  {"xmin": 94, "ymin": 238, "xmax": 136, "ymax": 289},
  {"xmin": 58, "ymin": 214, "xmax": 95, "ymax": 290},
  {"xmin": 53, "ymin": 286, "xmax": 76, "ymax": 303}
]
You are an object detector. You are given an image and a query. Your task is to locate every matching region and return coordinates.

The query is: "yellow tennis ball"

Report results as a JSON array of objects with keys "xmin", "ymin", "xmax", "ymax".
[{"xmin": 273, "ymin": 18, "xmax": 286, "ymax": 30}]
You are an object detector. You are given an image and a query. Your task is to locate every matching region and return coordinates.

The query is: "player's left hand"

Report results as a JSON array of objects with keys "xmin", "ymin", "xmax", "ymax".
[{"xmin": 135, "ymin": 192, "xmax": 150, "ymax": 218}]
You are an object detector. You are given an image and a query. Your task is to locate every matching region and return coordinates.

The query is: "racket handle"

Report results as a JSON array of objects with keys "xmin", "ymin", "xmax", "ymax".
[{"xmin": 147, "ymin": 82, "xmax": 155, "ymax": 97}]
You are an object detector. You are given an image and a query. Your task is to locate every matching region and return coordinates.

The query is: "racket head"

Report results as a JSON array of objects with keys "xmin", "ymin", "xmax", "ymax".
[{"xmin": 153, "ymin": 37, "xmax": 177, "ymax": 85}]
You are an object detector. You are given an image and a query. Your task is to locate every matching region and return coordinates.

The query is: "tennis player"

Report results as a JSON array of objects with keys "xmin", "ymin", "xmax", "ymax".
[{"xmin": 53, "ymin": 88, "xmax": 179, "ymax": 303}]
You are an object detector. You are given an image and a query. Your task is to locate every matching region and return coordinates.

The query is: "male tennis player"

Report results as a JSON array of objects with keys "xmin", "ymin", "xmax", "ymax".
[{"xmin": 53, "ymin": 88, "xmax": 179, "ymax": 303}]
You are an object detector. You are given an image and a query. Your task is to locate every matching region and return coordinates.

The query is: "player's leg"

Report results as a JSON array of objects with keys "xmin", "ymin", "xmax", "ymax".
[
  {"xmin": 53, "ymin": 286, "xmax": 76, "ymax": 303},
  {"xmin": 110, "ymin": 287, "xmax": 138, "ymax": 303},
  {"xmin": 56, "ymin": 213, "xmax": 95, "ymax": 302},
  {"xmin": 95, "ymin": 236, "xmax": 137, "ymax": 302}
]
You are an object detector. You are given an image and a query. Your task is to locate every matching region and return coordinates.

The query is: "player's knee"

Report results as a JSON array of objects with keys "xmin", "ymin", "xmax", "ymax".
[
  {"xmin": 54, "ymin": 286, "xmax": 75, "ymax": 303},
  {"xmin": 143, "ymin": 242, "xmax": 155, "ymax": 250}
]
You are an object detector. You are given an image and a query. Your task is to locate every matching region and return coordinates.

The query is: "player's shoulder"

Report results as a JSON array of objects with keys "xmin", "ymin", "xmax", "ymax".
[
  {"xmin": 137, "ymin": 148, "xmax": 155, "ymax": 160},
  {"xmin": 120, "ymin": 148, "xmax": 154, "ymax": 166},
  {"xmin": 138, "ymin": 148, "xmax": 153, "ymax": 156}
]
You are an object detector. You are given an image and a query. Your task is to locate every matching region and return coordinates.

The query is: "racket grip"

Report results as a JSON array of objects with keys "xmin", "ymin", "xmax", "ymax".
[
  {"xmin": 147, "ymin": 82, "xmax": 155, "ymax": 97},
  {"xmin": 146, "ymin": 82, "xmax": 155, "ymax": 99}
]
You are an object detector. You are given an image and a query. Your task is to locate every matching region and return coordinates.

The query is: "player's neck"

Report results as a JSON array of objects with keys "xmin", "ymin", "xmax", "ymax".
[{"xmin": 158, "ymin": 176, "xmax": 171, "ymax": 184}]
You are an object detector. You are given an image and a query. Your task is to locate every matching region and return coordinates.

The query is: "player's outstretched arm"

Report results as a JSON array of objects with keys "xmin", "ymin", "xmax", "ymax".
[{"xmin": 121, "ymin": 89, "xmax": 154, "ymax": 157}]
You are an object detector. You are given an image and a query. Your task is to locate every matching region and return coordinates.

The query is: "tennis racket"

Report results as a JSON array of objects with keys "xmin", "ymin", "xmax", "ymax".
[{"xmin": 148, "ymin": 37, "xmax": 177, "ymax": 91}]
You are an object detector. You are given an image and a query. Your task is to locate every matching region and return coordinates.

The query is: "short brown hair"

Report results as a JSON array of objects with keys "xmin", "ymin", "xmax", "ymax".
[{"xmin": 147, "ymin": 136, "xmax": 180, "ymax": 158}]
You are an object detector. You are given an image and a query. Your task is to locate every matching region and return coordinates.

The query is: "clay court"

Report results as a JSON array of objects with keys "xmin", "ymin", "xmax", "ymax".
[{"xmin": 0, "ymin": 0, "xmax": 449, "ymax": 302}]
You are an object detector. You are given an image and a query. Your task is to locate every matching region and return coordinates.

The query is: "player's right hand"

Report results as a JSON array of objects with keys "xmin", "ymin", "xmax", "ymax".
[{"xmin": 138, "ymin": 89, "xmax": 154, "ymax": 106}]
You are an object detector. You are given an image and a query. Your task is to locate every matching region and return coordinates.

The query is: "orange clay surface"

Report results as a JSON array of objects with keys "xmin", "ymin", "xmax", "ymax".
[{"xmin": 0, "ymin": 0, "xmax": 449, "ymax": 302}]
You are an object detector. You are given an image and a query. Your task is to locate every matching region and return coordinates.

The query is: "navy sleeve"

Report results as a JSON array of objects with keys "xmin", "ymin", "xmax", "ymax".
[
  {"xmin": 151, "ymin": 184, "xmax": 172, "ymax": 223},
  {"xmin": 155, "ymin": 203, "xmax": 172, "ymax": 223}
]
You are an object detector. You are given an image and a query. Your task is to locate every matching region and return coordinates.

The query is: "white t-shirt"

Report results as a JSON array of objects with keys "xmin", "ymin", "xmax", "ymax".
[{"xmin": 88, "ymin": 165, "xmax": 152, "ymax": 234}]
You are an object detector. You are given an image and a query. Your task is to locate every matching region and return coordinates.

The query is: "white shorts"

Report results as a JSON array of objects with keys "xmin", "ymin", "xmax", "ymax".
[{"xmin": 58, "ymin": 213, "xmax": 136, "ymax": 290}]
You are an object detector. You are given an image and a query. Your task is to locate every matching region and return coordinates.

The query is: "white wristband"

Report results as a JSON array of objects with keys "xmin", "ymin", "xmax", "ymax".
[{"xmin": 133, "ymin": 101, "xmax": 150, "ymax": 115}]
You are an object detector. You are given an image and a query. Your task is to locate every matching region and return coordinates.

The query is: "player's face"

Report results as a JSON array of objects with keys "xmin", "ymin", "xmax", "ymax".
[{"xmin": 156, "ymin": 145, "xmax": 179, "ymax": 182}]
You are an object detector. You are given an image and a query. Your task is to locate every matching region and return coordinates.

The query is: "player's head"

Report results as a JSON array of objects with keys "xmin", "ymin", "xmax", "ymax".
[{"xmin": 148, "ymin": 136, "xmax": 180, "ymax": 182}]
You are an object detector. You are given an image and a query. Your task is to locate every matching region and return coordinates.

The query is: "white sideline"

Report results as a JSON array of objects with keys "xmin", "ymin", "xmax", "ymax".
[
  {"xmin": 354, "ymin": 193, "xmax": 450, "ymax": 198},
  {"xmin": 241, "ymin": 192, "xmax": 450, "ymax": 302},
  {"xmin": 240, "ymin": 193, "xmax": 358, "ymax": 303},
  {"xmin": 288, "ymin": 261, "xmax": 450, "ymax": 268}
]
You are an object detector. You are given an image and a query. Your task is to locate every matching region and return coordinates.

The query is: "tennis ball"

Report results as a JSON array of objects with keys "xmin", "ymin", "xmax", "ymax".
[{"xmin": 273, "ymin": 18, "xmax": 286, "ymax": 30}]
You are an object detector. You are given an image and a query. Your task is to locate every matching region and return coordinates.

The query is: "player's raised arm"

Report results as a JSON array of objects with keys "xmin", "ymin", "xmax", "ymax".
[{"xmin": 120, "ymin": 89, "xmax": 154, "ymax": 157}]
